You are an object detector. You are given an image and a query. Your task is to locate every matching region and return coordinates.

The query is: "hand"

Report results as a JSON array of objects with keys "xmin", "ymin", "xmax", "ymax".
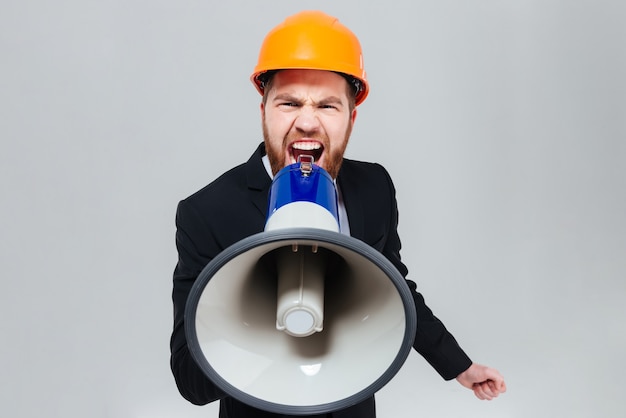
[{"xmin": 456, "ymin": 363, "xmax": 507, "ymax": 400}]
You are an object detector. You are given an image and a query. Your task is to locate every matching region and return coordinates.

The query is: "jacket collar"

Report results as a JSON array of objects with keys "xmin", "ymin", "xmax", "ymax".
[
  {"xmin": 246, "ymin": 144, "xmax": 365, "ymax": 241},
  {"xmin": 246, "ymin": 143, "xmax": 272, "ymax": 218},
  {"xmin": 337, "ymin": 160, "xmax": 365, "ymax": 241}
]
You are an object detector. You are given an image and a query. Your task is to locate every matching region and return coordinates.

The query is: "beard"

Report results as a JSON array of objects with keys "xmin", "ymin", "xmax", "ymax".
[{"xmin": 262, "ymin": 119, "xmax": 352, "ymax": 179}]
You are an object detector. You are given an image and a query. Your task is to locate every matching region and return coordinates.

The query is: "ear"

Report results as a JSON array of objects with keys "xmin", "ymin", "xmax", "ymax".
[{"xmin": 350, "ymin": 108, "xmax": 358, "ymax": 125}]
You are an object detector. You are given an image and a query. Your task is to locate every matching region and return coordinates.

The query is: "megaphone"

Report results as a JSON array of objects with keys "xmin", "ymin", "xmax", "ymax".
[{"xmin": 185, "ymin": 157, "xmax": 417, "ymax": 415}]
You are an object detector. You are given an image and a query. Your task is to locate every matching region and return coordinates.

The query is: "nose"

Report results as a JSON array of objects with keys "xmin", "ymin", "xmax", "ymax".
[{"xmin": 294, "ymin": 105, "xmax": 320, "ymax": 133}]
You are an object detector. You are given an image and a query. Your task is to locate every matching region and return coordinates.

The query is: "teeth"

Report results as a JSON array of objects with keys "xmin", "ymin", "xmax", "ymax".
[{"xmin": 292, "ymin": 142, "xmax": 321, "ymax": 151}]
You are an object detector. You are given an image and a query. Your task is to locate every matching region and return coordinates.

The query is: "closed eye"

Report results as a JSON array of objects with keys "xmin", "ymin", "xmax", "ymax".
[
  {"xmin": 273, "ymin": 94, "xmax": 302, "ymax": 109},
  {"xmin": 317, "ymin": 97, "xmax": 344, "ymax": 111},
  {"xmin": 278, "ymin": 101, "xmax": 300, "ymax": 107}
]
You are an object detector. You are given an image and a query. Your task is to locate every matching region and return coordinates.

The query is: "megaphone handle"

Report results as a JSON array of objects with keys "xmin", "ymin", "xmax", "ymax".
[{"xmin": 275, "ymin": 245, "xmax": 325, "ymax": 337}]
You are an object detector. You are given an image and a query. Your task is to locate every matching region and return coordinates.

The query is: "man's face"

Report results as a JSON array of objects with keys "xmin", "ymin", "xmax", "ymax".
[{"xmin": 261, "ymin": 69, "xmax": 357, "ymax": 179}]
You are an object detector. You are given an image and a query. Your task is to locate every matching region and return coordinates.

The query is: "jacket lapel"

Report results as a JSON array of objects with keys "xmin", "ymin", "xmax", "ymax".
[
  {"xmin": 337, "ymin": 161, "xmax": 365, "ymax": 241},
  {"xmin": 246, "ymin": 143, "xmax": 272, "ymax": 219}
]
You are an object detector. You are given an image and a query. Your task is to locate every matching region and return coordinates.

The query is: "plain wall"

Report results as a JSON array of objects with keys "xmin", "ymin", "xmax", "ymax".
[{"xmin": 1, "ymin": 1, "xmax": 624, "ymax": 417}]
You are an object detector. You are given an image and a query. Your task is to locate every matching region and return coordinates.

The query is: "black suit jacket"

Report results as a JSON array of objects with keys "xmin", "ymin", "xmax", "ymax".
[{"xmin": 170, "ymin": 143, "xmax": 472, "ymax": 417}]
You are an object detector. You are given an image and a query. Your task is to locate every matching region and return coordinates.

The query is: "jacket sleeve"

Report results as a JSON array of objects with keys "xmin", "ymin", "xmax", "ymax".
[
  {"xmin": 170, "ymin": 198, "xmax": 226, "ymax": 405},
  {"xmin": 377, "ymin": 165, "xmax": 473, "ymax": 380}
]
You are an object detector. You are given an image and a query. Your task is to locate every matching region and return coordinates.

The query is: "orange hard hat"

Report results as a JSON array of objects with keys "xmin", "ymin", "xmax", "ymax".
[{"xmin": 251, "ymin": 10, "xmax": 369, "ymax": 106}]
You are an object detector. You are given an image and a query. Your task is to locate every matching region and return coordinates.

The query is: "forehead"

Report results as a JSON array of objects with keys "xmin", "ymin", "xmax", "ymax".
[{"xmin": 269, "ymin": 69, "xmax": 350, "ymax": 98}]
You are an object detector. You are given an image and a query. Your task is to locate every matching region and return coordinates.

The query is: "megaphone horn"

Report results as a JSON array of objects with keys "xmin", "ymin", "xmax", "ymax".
[{"xmin": 185, "ymin": 158, "xmax": 417, "ymax": 415}]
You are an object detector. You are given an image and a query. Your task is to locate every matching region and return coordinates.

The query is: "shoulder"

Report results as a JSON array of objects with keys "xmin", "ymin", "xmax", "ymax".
[
  {"xmin": 341, "ymin": 157, "xmax": 385, "ymax": 173},
  {"xmin": 339, "ymin": 158, "xmax": 395, "ymax": 191},
  {"xmin": 185, "ymin": 162, "xmax": 248, "ymax": 204},
  {"xmin": 342, "ymin": 158, "xmax": 391, "ymax": 177},
  {"xmin": 181, "ymin": 143, "xmax": 268, "ymax": 210},
  {"xmin": 175, "ymin": 162, "xmax": 250, "ymax": 231}
]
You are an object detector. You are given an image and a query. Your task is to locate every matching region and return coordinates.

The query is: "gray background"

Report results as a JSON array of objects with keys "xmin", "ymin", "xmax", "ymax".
[{"xmin": 1, "ymin": 1, "xmax": 624, "ymax": 417}]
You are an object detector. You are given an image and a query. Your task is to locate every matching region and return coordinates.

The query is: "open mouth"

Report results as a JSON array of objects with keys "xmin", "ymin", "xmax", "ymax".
[{"xmin": 290, "ymin": 141, "xmax": 324, "ymax": 164}]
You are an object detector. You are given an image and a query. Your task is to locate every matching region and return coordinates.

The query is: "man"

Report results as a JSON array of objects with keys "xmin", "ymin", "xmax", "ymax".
[{"xmin": 171, "ymin": 10, "xmax": 506, "ymax": 418}]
